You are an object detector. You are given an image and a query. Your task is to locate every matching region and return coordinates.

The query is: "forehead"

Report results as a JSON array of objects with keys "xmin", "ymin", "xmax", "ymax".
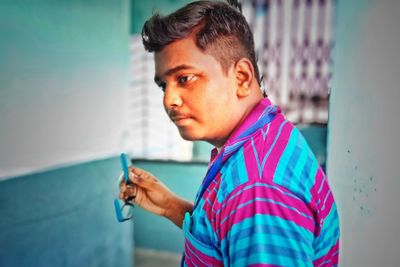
[{"xmin": 154, "ymin": 37, "xmax": 222, "ymax": 76}]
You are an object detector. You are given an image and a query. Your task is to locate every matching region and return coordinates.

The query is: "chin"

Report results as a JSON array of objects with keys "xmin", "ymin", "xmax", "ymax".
[{"xmin": 178, "ymin": 128, "xmax": 202, "ymax": 141}]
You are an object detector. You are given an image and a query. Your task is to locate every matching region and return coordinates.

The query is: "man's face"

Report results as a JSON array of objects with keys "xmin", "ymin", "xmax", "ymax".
[{"xmin": 154, "ymin": 36, "xmax": 240, "ymax": 147}]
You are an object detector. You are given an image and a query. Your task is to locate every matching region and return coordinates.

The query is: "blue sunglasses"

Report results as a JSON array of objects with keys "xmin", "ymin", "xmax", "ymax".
[{"xmin": 114, "ymin": 153, "xmax": 136, "ymax": 222}]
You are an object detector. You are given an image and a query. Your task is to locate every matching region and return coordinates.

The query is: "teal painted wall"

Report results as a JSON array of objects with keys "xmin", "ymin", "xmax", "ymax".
[
  {"xmin": 327, "ymin": 0, "xmax": 400, "ymax": 265},
  {"xmin": 0, "ymin": 0, "xmax": 133, "ymax": 265},
  {"xmin": 0, "ymin": 0, "xmax": 131, "ymax": 179},
  {"xmin": 131, "ymin": 0, "xmax": 194, "ymax": 34},
  {"xmin": 0, "ymin": 157, "xmax": 133, "ymax": 267}
]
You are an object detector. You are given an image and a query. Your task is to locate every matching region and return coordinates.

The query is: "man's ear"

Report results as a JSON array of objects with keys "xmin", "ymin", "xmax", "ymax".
[{"xmin": 234, "ymin": 58, "xmax": 255, "ymax": 97}]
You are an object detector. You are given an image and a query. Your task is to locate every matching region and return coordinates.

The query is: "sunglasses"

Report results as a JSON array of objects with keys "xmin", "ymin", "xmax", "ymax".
[{"xmin": 114, "ymin": 153, "xmax": 136, "ymax": 222}]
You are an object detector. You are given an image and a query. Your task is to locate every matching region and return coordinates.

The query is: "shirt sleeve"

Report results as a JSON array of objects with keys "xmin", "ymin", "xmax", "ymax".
[{"xmin": 217, "ymin": 180, "xmax": 316, "ymax": 267}]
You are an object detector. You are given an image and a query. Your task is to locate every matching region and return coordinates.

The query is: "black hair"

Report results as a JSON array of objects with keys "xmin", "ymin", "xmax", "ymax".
[{"xmin": 141, "ymin": 0, "xmax": 261, "ymax": 85}]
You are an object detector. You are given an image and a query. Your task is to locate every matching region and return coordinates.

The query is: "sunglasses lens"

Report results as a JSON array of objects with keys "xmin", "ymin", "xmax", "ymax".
[
  {"xmin": 121, "ymin": 204, "xmax": 133, "ymax": 220},
  {"xmin": 114, "ymin": 199, "xmax": 133, "ymax": 222}
]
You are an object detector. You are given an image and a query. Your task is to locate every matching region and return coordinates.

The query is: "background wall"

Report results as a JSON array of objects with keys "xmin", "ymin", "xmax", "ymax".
[
  {"xmin": 0, "ymin": 157, "xmax": 133, "ymax": 267},
  {"xmin": 0, "ymin": 0, "xmax": 134, "ymax": 266},
  {"xmin": 0, "ymin": 0, "xmax": 131, "ymax": 179},
  {"xmin": 327, "ymin": 0, "xmax": 400, "ymax": 266},
  {"xmin": 3, "ymin": 0, "xmax": 399, "ymax": 266}
]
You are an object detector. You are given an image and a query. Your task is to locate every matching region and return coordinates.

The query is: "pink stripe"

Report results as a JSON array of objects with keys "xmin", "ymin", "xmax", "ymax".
[
  {"xmin": 261, "ymin": 119, "xmax": 294, "ymax": 179},
  {"xmin": 218, "ymin": 184, "xmax": 315, "ymax": 240},
  {"xmin": 309, "ymin": 170, "xmax": 324, "ymax": 211},
  {"xmin": 224, "ymin": 181, "xmax": 311, "ymax": 219},
  {"xmin": 310, "ymin": 170, "xmax": 337, "ymax": 234},
  {"xmin": 210, "ymin": 176, "xmax": 307, "ymax": 217},
  {"xmin": 202, "ymin": 175, "xmax": 221, "ymax": 217},
  {"xmin": 313, "ymin": 242, "xmax": 339, "ymax": 266},
  {"xmin": 184, "ymin": 238, "xmax": 222, "ymax": 267},
  {"xmin": 316, "ymin": 169, "xmax": 330, "ymax": 201}
]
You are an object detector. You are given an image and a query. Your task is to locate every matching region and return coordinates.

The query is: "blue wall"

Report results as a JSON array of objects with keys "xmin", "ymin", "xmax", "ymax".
[
  {"xmin": 0, "ymin": 157, "xmax": 133, "ymax": 267},
  {"xmin": 0, "ymin": 0, "xmax": 131, "ymax": 179}
]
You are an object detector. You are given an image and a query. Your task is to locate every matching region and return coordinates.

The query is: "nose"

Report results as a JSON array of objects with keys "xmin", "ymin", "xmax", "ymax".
[{"xmin": 163, "ymin": 85, "xmax": 183, "ymax": 110}]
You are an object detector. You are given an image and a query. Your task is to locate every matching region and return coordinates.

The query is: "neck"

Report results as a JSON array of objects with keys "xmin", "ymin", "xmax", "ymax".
[{"xmin": 211, "ymin": 91, "xmax": 264, "ymax": 150}]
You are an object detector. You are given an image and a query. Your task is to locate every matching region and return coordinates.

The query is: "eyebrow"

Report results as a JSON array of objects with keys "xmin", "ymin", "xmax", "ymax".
[{"xmin": 154, "ymin": 64, "xmax": 194, "ymax": 84}]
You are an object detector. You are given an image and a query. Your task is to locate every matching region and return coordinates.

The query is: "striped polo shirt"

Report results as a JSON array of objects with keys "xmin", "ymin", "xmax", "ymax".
[{"xmin": 182, "ymin": 98, "xmax": 340, "ymax": 266}]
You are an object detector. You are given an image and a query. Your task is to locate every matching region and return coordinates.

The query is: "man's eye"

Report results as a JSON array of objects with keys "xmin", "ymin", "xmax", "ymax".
[
  {"xmin": 157, "ymin": 83, "xmax": 166, "ymax": 92},
  {"xmin": 178, "ymin": 75, "xmax": 195, "ymax": 84}
]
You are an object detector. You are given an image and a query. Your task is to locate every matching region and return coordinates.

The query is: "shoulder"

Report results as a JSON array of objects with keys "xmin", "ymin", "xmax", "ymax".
[{"xmin": 219, "ymin": 115, "xmax": 321, "ymax": 204}]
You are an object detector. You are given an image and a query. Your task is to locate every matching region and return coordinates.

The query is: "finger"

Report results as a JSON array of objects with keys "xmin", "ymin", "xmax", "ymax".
[
  {"xmin": 128, "ymin": 167, "xmax": 156, "ymax": 188},
  {"xmin": 119, "ymin": 188, "xmax": 136, "ymax": 201},
  {"xmin": 120, "ymin": 183, "xmax": 127, "ymax": 193},
  {"xmin": 129, "ymin": 167, "xmax": 148, "ymax": 179},
  {"xmin": 125, "ymin": 185, "xmax": 136, "ymax": 196},
  {"xmin": 119, "ymin": 173, "xmax": 127, "ymax": 187}
]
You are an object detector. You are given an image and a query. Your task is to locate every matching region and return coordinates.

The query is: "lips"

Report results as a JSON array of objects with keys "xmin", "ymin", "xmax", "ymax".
[
  {"xmin": 169, "ymin": 113, "xmax": 192, "ymax": 126},
  {"xmin": 171, "ymin": 115, "xmax": 190, "ymax": 121}
]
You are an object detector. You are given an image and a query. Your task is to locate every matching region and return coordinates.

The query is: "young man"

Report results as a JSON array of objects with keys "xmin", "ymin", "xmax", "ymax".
[{"xmin": 120, "ymin": 1, "xmax": 339, "ymax": 266}]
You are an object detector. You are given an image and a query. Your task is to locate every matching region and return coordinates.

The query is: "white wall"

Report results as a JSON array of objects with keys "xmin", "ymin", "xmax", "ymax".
[
  {"xmin": 0, "ymin": 0, "xmax": 131, "ymax": 179},
  {"xmin": 327, "ymin": 0, "xmax": 400, "ymax": 266}
]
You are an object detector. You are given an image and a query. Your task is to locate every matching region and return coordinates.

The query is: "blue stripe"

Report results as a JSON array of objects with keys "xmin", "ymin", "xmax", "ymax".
[
  {"xmin": 282, "ymin": 142, "xmax": 302, "ymax": 187},
  {"xmin": 252, "ymin": 120, "xmax": 289, "ymax": 179},
  {"xmin": 215, "ymin": 182, "xmax": 306, "ymax": 217},
  {"xmin": 237, "ymin": 198, "xmax": 313, "ymax": 220},
  {"xmin": 237, "ymin": 108, "xmax": 276, "ymax": 140},
  {"xmin": 318, "ymin": 175, "xmax": 327, "ymax": 194},
  {"xmin": 275, "ymin": 129, "xmax": 319, "ymax": 204},
  {"xmin": 224, "ymin": 199, "xmax": 313, "ymax": 242},
  {"xmin": 251, "ymin": 137, "xmax": 263, "ymax": 178},
  {"xmin": 183, "ymin": 217, "xmax": 222, "ymax": 261},
  {"xmin": 228, "ymin": 222, "xmax": 313, "ymax": 252},
  {"xmin": 222, "ymin": 214, "xmax": 314, "ymax": 251},
  {"xmin": 261, "ymin": 123, "xmax": 270, "ymax": 140},
  {"xmin": 236, "ymin": 148, "xmax": 249, "ymax": 184},
  {"xmin": 300, "ymin": 157, "xmax": 319, "ymax": 204},
  {"xmin": 217, "ymin": 172, "xmax": 230, "ymax": 203},
  {"xmin": 232, "ymin": 243, "xmax": 313, "ymax": 266},
  {"xmin": 218, "ymin": 148, "xmax": 249, "ymax": 204},
  {"xmin": 314, "ymin": 204, "xmax": 340, "ymax": 259},
  {"xmin": 321, "ymin": 190, "xmax": 331, "ymax": 211},
  {"xmin": 225, "ymin": 139, "xmax": 246, "ymax": 156},
  {"xmin": 274, "ymin": 129, "xmax": 299, "ymax": 185},
  {"xmin": 227, "ymin": 147, "xmax": 249, "ymax": 187}
]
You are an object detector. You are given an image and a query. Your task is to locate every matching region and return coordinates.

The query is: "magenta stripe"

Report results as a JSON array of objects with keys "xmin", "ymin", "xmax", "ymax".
[
  {"xmin": 218, "ymin": 191, "xmax": 315, "ymax": 239},
  {"xmin": 260, "ymin": 120, "xmax": 293, "ymax": 179},
  {"xmin": 314, "ymin": 170, "xmax": 336, "ymax": 221},
  {"xmin": 184, "ymin": 239, "xmax": 222, "ymax": 267},
  {"xmin": 221, "ymin": 182, "xmax": 309, "ymax": 215}
]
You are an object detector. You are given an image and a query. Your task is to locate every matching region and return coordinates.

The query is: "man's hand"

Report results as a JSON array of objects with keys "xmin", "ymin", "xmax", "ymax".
[{"xmin": 119, "ymin": 166, "xmax": 193, "ymax": 228}]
